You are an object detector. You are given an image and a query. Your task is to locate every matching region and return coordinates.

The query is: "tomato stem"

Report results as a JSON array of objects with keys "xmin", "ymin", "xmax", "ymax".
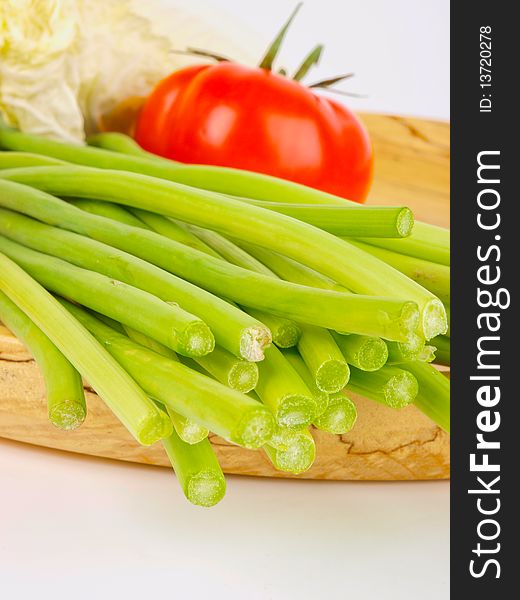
[
  {"xmin": 171, "ymin": 47, "xmax": 233, "ymax": 63},
  {"xmin": 258, "ymin": 2, "xmax": 303, "ymax": 70},
  {"xmin": 293, "ymin": 44, "xmax": 323, "ymax": 81}
]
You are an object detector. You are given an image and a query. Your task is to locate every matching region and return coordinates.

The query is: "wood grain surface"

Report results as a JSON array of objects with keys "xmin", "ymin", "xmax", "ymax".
[{"xmin": 0, "ymin": 113, "xmax": 450, "ymax": 480}]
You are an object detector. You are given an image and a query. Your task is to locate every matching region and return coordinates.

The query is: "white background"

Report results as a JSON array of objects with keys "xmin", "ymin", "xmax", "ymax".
[{"xmin": 0, "ymin": 1, "xmax": 450, "ymax": 598}]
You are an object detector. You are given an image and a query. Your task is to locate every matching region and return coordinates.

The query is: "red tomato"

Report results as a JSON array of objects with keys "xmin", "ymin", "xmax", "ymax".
[{"xmin": 135, "ymin": 62, "xmax": 373, "ymax": 202}]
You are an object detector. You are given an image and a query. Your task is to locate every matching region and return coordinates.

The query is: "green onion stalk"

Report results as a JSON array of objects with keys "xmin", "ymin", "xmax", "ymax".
[
  {"xmin": 62, "ymin": 301, "xmax": 275, "ymax": 448},
  {"xmin": 386, "ymin": 334, "xmax": 436, "ymax": 364},
  {"xmin": 0, "ymin": 196, "xmax": 271, "ymax": 362},
  {"xmin": 347, "ymin": 365, "xmax": 419, "ymax": 409},
  {"xmin": 255, "ymin": 345, "xmax": 317, "ymax": 429},
  {"xmin": 68, "ymin": 198, "xmax": 150, "ymax": 228},
  {"xmin": 0, "ymin": 166, "xmax": 446, "ymax": 339},
  {"xmin": 122, "ymin": 325, "xmax": 209, "ymax": 444},
  {"xmin": 264, "ymin": 428, "xmax": 316, "ymax": 474},
  {"xmin": 0, "ymin": 231, "xmax": 215, "ymax": 358},
  {"xmin": 194, "ymin": 345, "xmax": 259, "ymax": 393},
  {"xmin": 0, "ymin": 151, "xmax": 66, "ymax": 168},
  {"xmin": 0, "ymin": 290, "xmax": 86, "ymax": 430},
  {"xmin": 0, "ymin": 125, "xmax": 447, "ymax": 265},
  {"xmin": 0, "ymin": 254, "xmax": 172, "ymax": 445},
  {"xmin": 128, "ymin": 212, "xmax": 302, "ymax": 348},
  {"xmin": 332, "ymin": 332, "xmax": 388, "ymax": 372},
  {"xmin": 313, "ymin": 392, "xmax": 357, "ymax": 435},
  {"xmin": 402, "ymin": 361, "xmax": 450, "ymax": 432},
  {"xmin": 238, "ymin": 200, "xmax": 415, "ymax": 238},
  {"xmin": 297, "ymin": 325, "xmax": 350, "ymax": 393},
  {"xmin": 348, "ymin": 239, "xmax": 450, "ymax": 303},
  {"xmin": 0, "ymin": 181, "xmax": 419, "ymax": 343},
  {"xmin": 282, "ymin": 348, "xmax": 329, "ymax": 418},
  {"xmin": 161, "ymin": 425, "xmax": 226, "ymax": 507},
  {"xmin": 238, "ymin": 242, "xmax": 347, "ymax": 291}
]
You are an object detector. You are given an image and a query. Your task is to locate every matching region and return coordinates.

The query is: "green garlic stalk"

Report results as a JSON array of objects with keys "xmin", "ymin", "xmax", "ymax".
[
  {"xmin": 347, "ymin": 365, "xmax": 419, "ymax": 409},
  {"xmin": 333, "ymin": 332, "xmax": 389, "ymax": 372},
  {"xmin": 0, "ymin": 254, "xmax": 172, "ymax": 445},
  {"xmin": 0, "ymin": 165, "xmax": 446, "ymax": 339},
  {"xmin": 0, "ymin": 290, "xmax": 86, "ymax": 430},
  {"xmin": 0, "ymin": 180, "xmax": 419, "ymax": 342},
  {"xmin": 161, "ymin": 426, "xmax": 226, "ymax": 507},
  {"xmin": 62, "ymin": 301, "xmax": 275, "ymax": 449},
  {"xmin": 0, "ymin": 230, "xmax": 215, "ymax": 358}
]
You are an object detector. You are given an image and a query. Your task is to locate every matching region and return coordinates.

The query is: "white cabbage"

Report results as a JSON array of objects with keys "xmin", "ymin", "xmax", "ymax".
[{"xmin": 0, "ymin": 0, "xmax": 256, "ymax": 142}]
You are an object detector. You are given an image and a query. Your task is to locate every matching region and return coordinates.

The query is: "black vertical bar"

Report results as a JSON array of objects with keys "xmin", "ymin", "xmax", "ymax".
[{"xmin": 451, "ymin": 1, "xmax": 515, "ymax": 595}]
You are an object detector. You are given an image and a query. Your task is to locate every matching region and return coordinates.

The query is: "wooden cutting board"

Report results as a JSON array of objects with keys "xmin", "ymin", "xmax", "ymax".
[{"xmin": 0, "ymin": 113, "xmax": 450, "ymax": 480}]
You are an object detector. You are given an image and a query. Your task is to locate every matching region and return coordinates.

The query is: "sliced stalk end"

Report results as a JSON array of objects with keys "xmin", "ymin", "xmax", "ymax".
[
  {"xmin": 137, "ymin": 410, "xmax": 174, "ymax": 446},
  {"xmin": 272, "ymin": 322, "xmax": 301, "ymax": 348},
  {"xmin": 228, "ymin": 361, "xmax": 259, "ymax": 393},
  {"xmin": 383, "ymin": 371, "xmax": 419, "ymax": 409},
  {"xmin": 313, "ymin": 388, "xmax": 330, "ymax": 418},
  {"xmin": 380, "ymin": 301, "xmax": 420, "ymax": 343},
  {"xmin": 315, "ymin": 359, "xmax": 350, "ymax": 393},
  {"xmin": 186, "ymin": 470, "xmax": 226, "ymax": 508},
  {"xmin": 396, "ymin": 207, "xmax": 414, "ymax": 237},
  {"xmin": 178, "ymin": 321, "xmax": 215, "ymax": 357},
  {"xmin": 176, "ymin": 421, "xmax": 209, "ymax": 445},
  {"xmin": 419, "ymin": 345, "xmax": 437, "ymax": 363},
  {"xmin": 354, "ymin": 338, "xmax": 388, "ymax": 371},
  {"xmin": 313, "ymin": 393, "xmax": 357, "ymax": 434},
  {"xmin": 240, "ymin": 325, "xmax": 272, "ymax": 362},
  {"xmin": 49, "ymin": 400, "xmax": 87, "ymax": 431},
  {"xmin": 232, "ymin": 407, "xmax": 275, "ymax": 449},
  {"xmin": 276, "ymin": 394, "xmax": 317, "ymax": 429},
  {"xmin": 422, "ymin": 299, "xmax": 448, "ymax": 340},
  {"xmin": 265, "ymin": 431, "xmax": 316, "ymax": 474}
]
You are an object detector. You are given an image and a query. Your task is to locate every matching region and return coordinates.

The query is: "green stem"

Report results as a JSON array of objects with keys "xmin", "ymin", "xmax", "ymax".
[
  {"xmin": 185, "ymin": 226, "xmax": 302, "ymax": 346},
  {"xmin": 241, "ymin": 200, "xmax": 414, "ymax": 237},
  {"xmin": 332, "ymin": 332, "xmax": 388, "ymax": 372},
  {"xmin": 313, "ymin": 392, "xmax": 357, "ymax": 435},
  {"xmin": 122, "ymin": 326, "xmax": 209, "ymax": 444},
  {"xmin": 168, "ymin": 409, "xmax": 209, "ymax": 445},
  {"xmin": 161, "ymin": 427, "xmax": 226, "ymax": 507},
  {"xmin": 188, "ymin": 225, "xmax": 276, "ymax": 275},
  {"xmin": 347, "ymin": 365, "xmax": 419, "ymax": 409},
  {"xmin": 282, "ymin": 348, "xmax": 329, "ymax": 417},
  {"xmin": 194, "ymin": 345, "xmax": 259, "ymax": 393},
  {"xmin": 238, "ymin": 242, "xmax": 346, "ymax": 291},
  {"xmin": 0, "ymin": 166, "xmax": 445, "ymax": 339},
  {"xmin": 87, "ymin": 132, "xmax": 156, "ymax": 157},
  {"xmin": 0, "ymin": 196, "xmax": 268, "ymax": 362},
  {"xmin": 0, "ymin": 180, "xmax": 419, "ymax": 342},
  {"xmin": 402, "ymin": 361, "xmax": 450, "ymax": 432},
  {"xmin": 247, "ymin": 308, "xmax": 301, "ymax": 348},
  {"xmin": 258, "ymin": 3, "xmax": 303, "ymax": 70},
  {"xmin": 69, "ymin": 199, "xmax": 148, "ymax": 228},
  {"xmin": 82, "ymin": 201, "xmax": 297, "ymax": 354},
  {"xmin": 1, "ymin": 127, "xmax": 449, "ymax": 265},
  {"xmin": 255, "ymin": 345, "xmax": 317, "ymax": 429},
  {"xmin": 356, "ymin": 221, "xmax": 450, "ymax": 266},
  {"xmin": 297, "ymin": 325, "xmax": 350, "ymax": 393},
  {"xmin": 0, "ymin": 225, "xmax": 215, "ymax": 358},
  {"xmin": 131, "ymin": 208, "xmax": 223, "ymax": 256},
  {"xmin": 62, "ymin": 301, "xmax": 275, "ymax": 448},
  {"xmin": 349, "ymin": 239, "xmax": 450, "ymax": 302},
  {"xmin": 264, "ymin": 428, "xmax": 315, "ymax": 474},
  {"xmin": 0, "ymin": 254, "xmax": 171, "ymax": 445},
  {"xmin": 0, "ymin": 290, "xmax": 86, "ymax": 430},
  {"xmin": 293, "ymin": 44, "xmax": 323, "ymax": 81},
  {"xmin": 0, "ymin": 151, "xmax": 65, "ymax": 168}
]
